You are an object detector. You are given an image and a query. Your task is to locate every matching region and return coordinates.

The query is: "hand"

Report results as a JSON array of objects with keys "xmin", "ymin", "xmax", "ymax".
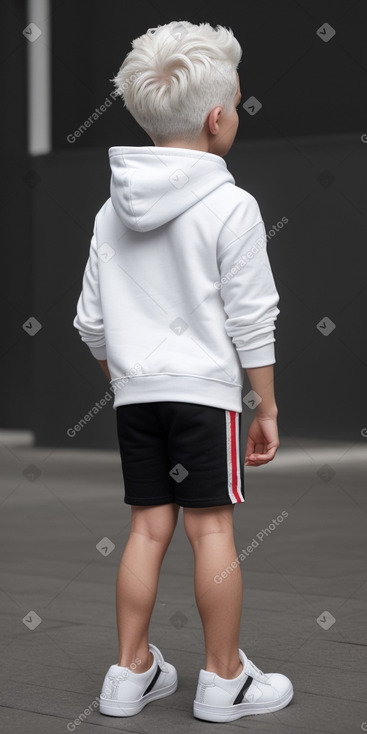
[{"xmin": 244, "ymin": 414, "xmax": 279, "ymax": 466}]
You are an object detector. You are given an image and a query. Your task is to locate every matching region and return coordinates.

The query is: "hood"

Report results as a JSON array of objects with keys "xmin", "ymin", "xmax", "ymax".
[{"xmin": 108, "ymin": 146, "xmax": 235, "ymax": 232}]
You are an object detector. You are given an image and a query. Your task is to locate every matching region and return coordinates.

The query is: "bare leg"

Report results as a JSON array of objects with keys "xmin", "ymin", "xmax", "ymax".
[
  {"xmin": 183, "ymin": 505, "xmax": 243, "ymax": 679},
  {"xmin": 116, "ymin": 503, "xmax": 180, "ymax": 672}
]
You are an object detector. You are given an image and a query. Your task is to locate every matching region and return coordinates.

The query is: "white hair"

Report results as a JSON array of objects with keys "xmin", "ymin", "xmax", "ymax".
[{"xmin": 112, "ymin": 20, "xmax": 242, "ymax": 143}]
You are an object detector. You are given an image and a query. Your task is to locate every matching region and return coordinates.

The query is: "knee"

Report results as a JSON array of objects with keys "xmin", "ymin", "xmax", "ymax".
[
  {"xmin": 183, "ymin": 506, "xmax": 234, "ymax": 545},
  {"xmin": 130, "ymin": 504, "xmax": 179, "ymax": 546}
]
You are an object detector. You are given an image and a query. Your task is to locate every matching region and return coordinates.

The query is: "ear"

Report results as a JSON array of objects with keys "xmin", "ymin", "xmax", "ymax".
[{"xmin": 207, "ymin": 106, "xmax": 223, "ymax": 136}]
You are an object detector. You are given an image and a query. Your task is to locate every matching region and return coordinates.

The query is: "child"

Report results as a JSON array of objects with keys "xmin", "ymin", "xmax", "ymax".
[{"xmin": 73, "ymin": 20, "xmax": 293, "ymax": 723}]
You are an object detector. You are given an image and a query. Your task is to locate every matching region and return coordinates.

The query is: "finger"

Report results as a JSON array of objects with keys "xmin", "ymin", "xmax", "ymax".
[
  {"xmin": 252, "ymin": 444, "xmax": 277, "ymax": 458},
  {"xmin": 245, "ymin": 437, "xmax": 255, "ymax": 456},
  {"xmin": 246, "ymin": 439, "xmax": 266, "ymax": 455},
  {"xmin": 245, "ymin": 444, "xmax": 261, "ymax": 460},
  {"xmin": 246, "ymin": 457, "xmax": 271, "ymax": 466},
  {"xmin": 246, "ymin": 447, "xmax": 277, "ymax": 464}
]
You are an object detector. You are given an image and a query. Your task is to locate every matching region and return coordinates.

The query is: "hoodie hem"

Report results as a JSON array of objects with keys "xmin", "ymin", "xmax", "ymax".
[{"xmin": 110, "ymin": 374, "xmax": 243, "ymax": 413}]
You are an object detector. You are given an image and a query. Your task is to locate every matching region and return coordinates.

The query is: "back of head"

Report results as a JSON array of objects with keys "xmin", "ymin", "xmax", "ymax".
[{"xmin": 112, "ymin": 21, "xmax": 242, "ymax": 145}]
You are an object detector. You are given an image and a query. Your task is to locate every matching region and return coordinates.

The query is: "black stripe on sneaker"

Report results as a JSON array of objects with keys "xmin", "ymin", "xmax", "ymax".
[
  {"xmin": 233, "ymin": 675, "xmax": 253, "ymax": 705},
  {"xmin": 143, "ymin": 665, "xmax": 162, "ymax": 696}
]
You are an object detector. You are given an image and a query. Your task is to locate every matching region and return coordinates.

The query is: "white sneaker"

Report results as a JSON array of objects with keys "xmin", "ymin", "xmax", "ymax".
[
  {"xmin": 193, "ymin": 648, "xmax": 293, "ymax": 722},
  {"xmin": 99, "ymin": 643, "xmax": 177, "ymax": 717}
]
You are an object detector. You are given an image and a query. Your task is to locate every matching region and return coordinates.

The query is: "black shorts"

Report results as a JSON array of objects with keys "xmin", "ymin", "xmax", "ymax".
[{"xmin": 116, "ymin": 402, "xmax": 245, "ymax": 508}]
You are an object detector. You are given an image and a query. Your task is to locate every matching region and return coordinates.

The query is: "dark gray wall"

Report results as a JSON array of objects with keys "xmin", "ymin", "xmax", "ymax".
[{"xmin": 1, "ymin": 0, "xmax": 33, "ymax": 428}]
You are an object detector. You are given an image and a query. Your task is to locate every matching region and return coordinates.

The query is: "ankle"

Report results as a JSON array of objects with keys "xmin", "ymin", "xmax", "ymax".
[
  {"xmin": 205, "ymin": 659, "xmax": 243, "ymax": 679},
  {"xmin": 117, "ymin": 650, "xmax": 153, "ymax": 673},
  {"xmin": 135, "ymin": 651, "xmax": 154, "ymax": 673}
]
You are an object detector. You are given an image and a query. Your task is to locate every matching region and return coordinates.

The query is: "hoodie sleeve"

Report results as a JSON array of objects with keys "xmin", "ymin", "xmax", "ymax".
[
  {"xmin": 217, "ymin": 198, "xmax": 280, "ymax": 368},
  {"xmin": 73, "ymin": 221, "xmax": 107, "ymax": 360}
]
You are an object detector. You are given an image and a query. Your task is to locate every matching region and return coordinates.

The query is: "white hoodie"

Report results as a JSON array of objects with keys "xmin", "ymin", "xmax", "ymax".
[{"xmin": 73, "ymin": 146, "xmax": 280, "ymax": 413}]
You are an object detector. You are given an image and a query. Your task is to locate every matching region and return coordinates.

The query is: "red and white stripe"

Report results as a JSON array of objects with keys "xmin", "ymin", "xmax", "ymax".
[{"xmin": 225, "ymin": 411, "xmax": 245, "ymax": 503}]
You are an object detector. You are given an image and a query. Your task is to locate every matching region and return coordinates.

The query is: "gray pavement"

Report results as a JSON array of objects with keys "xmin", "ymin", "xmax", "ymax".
[{"xmin": 0, "ymin": 434, "xmax": 366, "ymax": 734}]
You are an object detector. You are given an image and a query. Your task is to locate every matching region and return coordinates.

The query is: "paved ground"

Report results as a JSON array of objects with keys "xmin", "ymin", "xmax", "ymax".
[{"xmin": 0, "ymin": 433, "xmax": 366, "ymax": 734}]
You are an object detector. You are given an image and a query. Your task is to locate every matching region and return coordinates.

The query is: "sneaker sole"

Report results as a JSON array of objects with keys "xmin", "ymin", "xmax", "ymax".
[
  {"xmin": 193, "ymin": 683, "xmax": 293, "ymax": 722},
  {"xmin": 99, "ymin": 678, "xmax": 178, "ymax": 717}
]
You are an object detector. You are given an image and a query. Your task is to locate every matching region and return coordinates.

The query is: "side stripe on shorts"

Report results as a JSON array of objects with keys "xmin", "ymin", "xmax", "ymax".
[{"xmin": 225, "ymin": 410, "xmax": 245, "ymax": 503}]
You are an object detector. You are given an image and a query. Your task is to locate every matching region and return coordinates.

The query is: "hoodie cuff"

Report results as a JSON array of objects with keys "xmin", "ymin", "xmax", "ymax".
[
  {"xmin": 88, "ymin": 344, "xmax": 108, "ymax": 360},
  {"xmin": 237, "ymin": 343, "xmax": 275, "ymax": 368}
]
